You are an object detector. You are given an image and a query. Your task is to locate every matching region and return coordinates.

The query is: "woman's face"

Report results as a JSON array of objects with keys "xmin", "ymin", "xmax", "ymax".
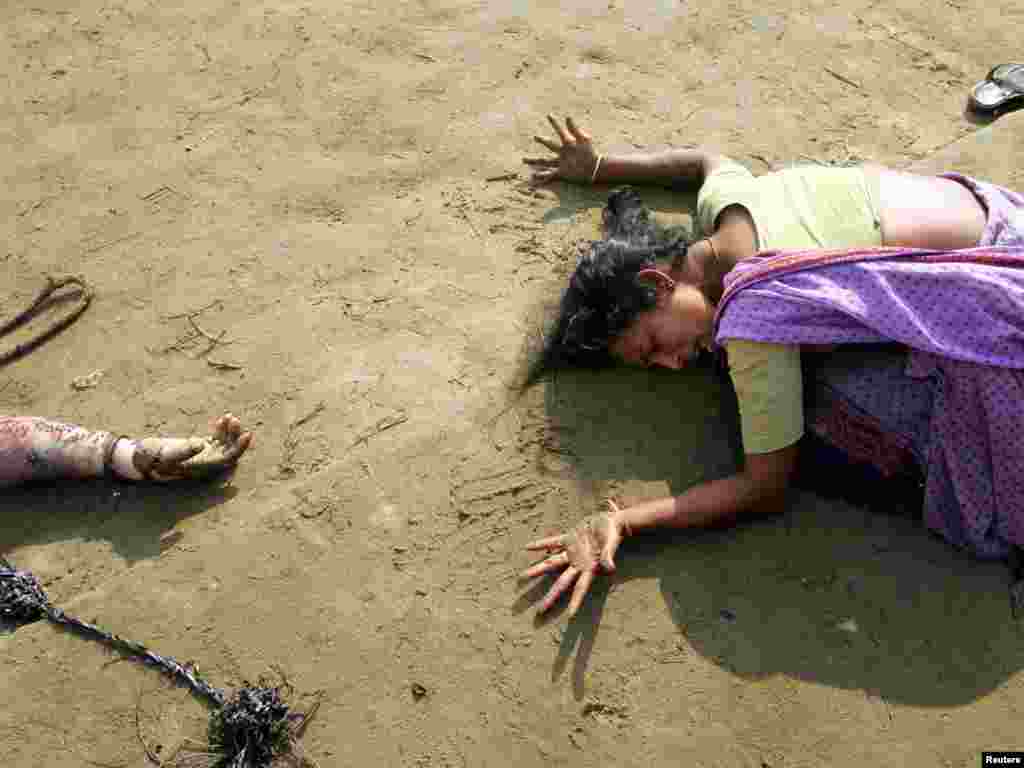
[{"xmin": 609, "ymin": 282, "xmax": 714, "ymax": 370}]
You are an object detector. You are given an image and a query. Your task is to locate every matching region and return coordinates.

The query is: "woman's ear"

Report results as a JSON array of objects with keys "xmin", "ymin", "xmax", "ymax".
[
  {"xmin": 668, "ymin": 247, "xmax": 696, "ymax": 284},
  {"xmin": 636, "ymin": 268, "xmax": 676, "ymax": 303}
]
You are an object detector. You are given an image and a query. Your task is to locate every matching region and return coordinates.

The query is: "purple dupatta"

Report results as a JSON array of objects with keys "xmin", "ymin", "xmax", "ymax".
[{"xmin": 712, "ymin": 175, "xmax": 1024, "ymax": 559}]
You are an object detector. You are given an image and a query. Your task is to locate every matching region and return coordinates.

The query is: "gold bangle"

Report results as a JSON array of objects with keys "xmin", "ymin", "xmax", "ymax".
[
  {"xmin": 590, "ymin": 154, "xmax": 603, "ymax": 184},
  {"xmin": 606, "ymin": 497, "xmax": 631, "ymax": 536}
]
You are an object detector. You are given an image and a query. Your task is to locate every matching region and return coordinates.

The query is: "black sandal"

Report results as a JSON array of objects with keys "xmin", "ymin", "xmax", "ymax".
[{"xmin": 969, "ymin": 63, "xmax": 1024, "ymax": 116}]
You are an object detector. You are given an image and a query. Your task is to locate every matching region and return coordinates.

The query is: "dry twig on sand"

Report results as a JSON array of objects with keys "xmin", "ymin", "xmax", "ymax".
[
  {"xmin": 155, "ymin": 305, "xmax": 236, "ymax": 360},
  {"xmin": 351, "ymin": 412, "xmax": 409, "ymax": 448}
]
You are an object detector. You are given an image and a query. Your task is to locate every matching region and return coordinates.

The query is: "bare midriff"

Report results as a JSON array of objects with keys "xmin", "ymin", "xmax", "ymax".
[{"xmin": 872, "ymin": 165, "xmax": 987, "ymax": 250}]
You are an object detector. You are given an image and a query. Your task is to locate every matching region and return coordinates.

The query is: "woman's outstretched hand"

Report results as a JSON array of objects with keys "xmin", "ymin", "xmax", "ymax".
[
  {"xmin": 523, "ymin": 115, "xmax": 601, "ymax": 185},
  {"xmin": 523, "ymin": 499, "xmax": 629, "ymax": 617}
]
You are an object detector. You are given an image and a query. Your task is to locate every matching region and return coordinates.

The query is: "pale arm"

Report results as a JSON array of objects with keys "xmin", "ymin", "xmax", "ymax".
[
  {"xmin": 0, "ymin": 417, "xmax": 116, "ymax": 486},
  {"xmin": 0, "ymin": 414, "xmax": 252, "ymax": 487}
]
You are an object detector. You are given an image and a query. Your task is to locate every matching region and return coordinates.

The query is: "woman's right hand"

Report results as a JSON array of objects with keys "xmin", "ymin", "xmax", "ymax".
[
  {"xmin": 523, "ymin": 115, "xmax": 601, "ymax": 185},
  {"xmin": 522, "ymin": 499, "xmax": 629, "ymax": 617}
]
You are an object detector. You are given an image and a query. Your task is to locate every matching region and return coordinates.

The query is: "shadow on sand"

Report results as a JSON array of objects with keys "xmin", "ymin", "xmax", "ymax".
[
  {"xmin": 518, "ymin": 318, "xmax": 1023, "ymax": 711},
  {"xmin": 0, "ymin": 476, "xmax": 238, "ymax": 564}
]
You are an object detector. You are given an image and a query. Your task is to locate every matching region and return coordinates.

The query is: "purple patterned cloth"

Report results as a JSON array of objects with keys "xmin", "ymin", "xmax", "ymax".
[{"xmin": 714, "ymin": 174, "xmax": 1024, "ymax": 559}]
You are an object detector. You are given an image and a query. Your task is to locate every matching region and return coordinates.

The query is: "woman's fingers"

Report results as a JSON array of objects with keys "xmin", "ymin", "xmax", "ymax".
[
  {"xmin": 568, "ymin": 568, "xmax": 595, "ymax": 617},
  {"xmin": 546, "ymin": 114, "xmax": 570, "ymax": 144},
  {"xmin": 529, "ymin": 169, "xmax": 559, "ymax": 185},
  {"xmin": 521, "ymin": 157, "xmax": 559, "ymax": 167},
  {"xmin": 600, "ymin": 535, "xmax": 619, "ymax": 573},
  {"xmin": 566, "ymin": 116, "xmax": 590, "ymax": 143},
  {"xmin": 539, "ymin": 566, "xmax": 579, "ymax": 614},
  {"xmin": 526, "ymin": 533, "xmax": 568, "ymax": 552},
  {"xmin": 533, "ymin": 135, "xmax": 561, "ymax": 153},
  {"xmin": 522, "ymin": 551, "xmax": 569, "ymax": 579}
]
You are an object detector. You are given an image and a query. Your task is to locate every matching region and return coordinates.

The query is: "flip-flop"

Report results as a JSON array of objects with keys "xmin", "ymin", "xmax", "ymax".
[
  {"xmin": 969, "ymin": 63, "xmax": 1024, "ymax": 115},
  {"xmin": 986, "ymin": 63, "xmax": 1024, "ymax": 87}
]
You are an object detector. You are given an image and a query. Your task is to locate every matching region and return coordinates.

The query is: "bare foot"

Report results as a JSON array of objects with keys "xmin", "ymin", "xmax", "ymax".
[{"xmin": 111, "ymin": 413, "xmax": 254, "ymax": 482}]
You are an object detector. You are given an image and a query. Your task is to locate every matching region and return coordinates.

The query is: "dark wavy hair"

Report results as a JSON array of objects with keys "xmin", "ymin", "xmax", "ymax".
[{"xmin": 523, "ymin": 187, "xmax": 689, "ymax": 388}]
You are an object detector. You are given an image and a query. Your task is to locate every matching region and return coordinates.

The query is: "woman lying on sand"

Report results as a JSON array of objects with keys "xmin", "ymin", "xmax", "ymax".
[
  {"xmin": 521, "ymin": 116, "xmax": 1024, "ymax": 616},
  {"xmin": 0, "ymin": 413, "xmax": 252, "ymax": 487}
]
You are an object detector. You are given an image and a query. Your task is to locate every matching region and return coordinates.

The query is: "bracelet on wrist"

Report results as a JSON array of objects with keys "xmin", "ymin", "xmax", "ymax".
[
  {"xmin": 103, "ymin": 435, "xmax": 129, "ymax": 481},
  {"xmin": 607, "ymin": 501, "xmax": 632, "ymax": 537}
]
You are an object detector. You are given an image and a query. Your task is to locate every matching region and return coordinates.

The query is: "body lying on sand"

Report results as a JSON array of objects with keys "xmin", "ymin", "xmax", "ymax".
[
  {"xmin": 521, "ymin": 116, "xmax": 1024, "ymax": 616},
  {"xmin": 5, "ymin": 115, "xmax": 1023, "ymax": 624}
]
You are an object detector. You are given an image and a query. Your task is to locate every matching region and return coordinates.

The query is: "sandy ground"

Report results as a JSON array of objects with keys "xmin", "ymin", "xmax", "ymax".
[{"xmin": 2, "ymin": 0, "xmax": 1024, "ymax": 765}]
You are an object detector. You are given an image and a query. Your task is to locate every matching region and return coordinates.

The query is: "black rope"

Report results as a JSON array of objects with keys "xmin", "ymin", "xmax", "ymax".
[
  {"xmin": 0, "ymin": 276, "xmax": 93, "ymax": 368},
  {"xmin": 49, "ymin": 606, "xmax": 226, "ymax": 708},
  {"xmin": 1, "ymin": 557, "xmax": 317, "ymax": 767}
]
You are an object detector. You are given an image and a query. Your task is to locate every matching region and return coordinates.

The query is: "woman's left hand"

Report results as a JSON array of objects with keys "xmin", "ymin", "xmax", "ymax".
[
  {"xmin": 523, "ymin": 499, "xmax": 629, "ymax": 617},
  {"xmin": 522, "ymin": 115, "xmax": 601, "ymax": 185}
]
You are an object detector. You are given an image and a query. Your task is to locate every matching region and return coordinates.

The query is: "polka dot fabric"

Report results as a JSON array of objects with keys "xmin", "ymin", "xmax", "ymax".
[{"xmin": 715, "ymin": 175, "xmax": 1024, "ymax": 559}]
